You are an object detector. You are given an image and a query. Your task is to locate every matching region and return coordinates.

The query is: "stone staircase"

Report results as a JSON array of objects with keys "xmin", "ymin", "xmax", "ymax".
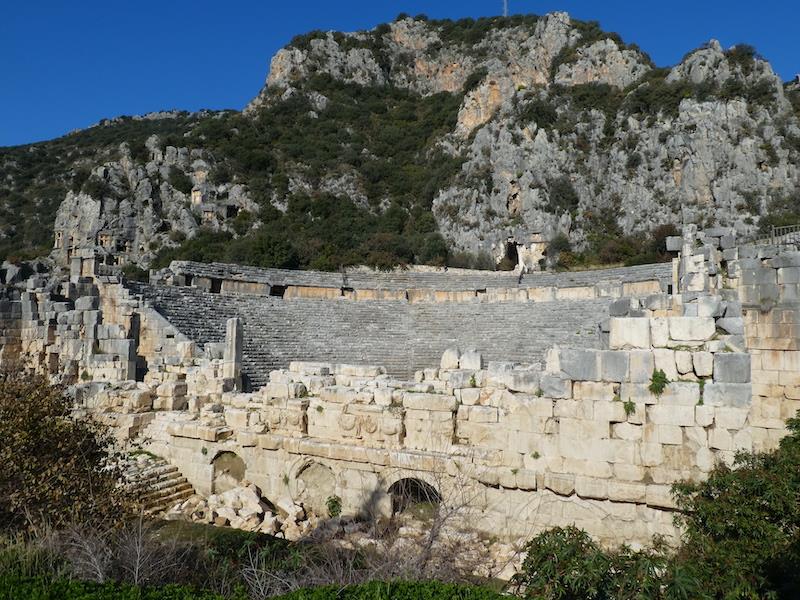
[{"xmin": 123, "ymin": 455, "xmax": 195, "ymax": 515}]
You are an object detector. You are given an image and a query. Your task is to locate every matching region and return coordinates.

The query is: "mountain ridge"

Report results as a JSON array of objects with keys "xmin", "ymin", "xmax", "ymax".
[{"xmin": 1, "ymin": 12, "xmax": 798, "ymax": 272}]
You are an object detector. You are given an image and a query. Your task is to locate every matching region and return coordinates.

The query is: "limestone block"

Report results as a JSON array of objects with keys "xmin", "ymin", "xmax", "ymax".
[
  {"xmin": 628, "ymin": 351, "xmax": 654, "ymax": 384},
  {"xmin": 593, "ymin": 400, "xmax": 627, "ymax": 423},
  {"xmin": 696, "ymin": 447, "xmax": 715, "ymax": 472},
  {"xmin": 612, "ymin": 422, "xmax": 643, "ymax": 441},
  {"xmin": 613, "ymin": 463, "xmax": 645, "ymax": 481},
  {"xmin": 695, "ymin": 405, "xmax": 715, "ymax": 427},
  {"xmin": 539, "ymin": 374, "xmax": 571, "ymax": 399},
  {"xmin": 668, "ymin": 317, "xmax": 715, "ymax": 341},
  {"xmin": 702, "ymin": 382, "xmax": 751, "ymax": 407},
  {"xmin": 715, "ymin": 406, "xmax": 749, "ymax": 429},
  {"xmin": 653, "ymin": 348, "xmax": 679, "ymax": 381},
  {"xmin": 573, "ymin": 381, "xmax": 616, "ymax": 402},
  {"xmin": 506, "ymin": 369, "xmax": 540, "ymax": 394},
  {"xmin": 156, "ymin": 381, "xmax": 187, "ymax": 398},
  {"xmin": 645, "ymin": 485, "xmax": 677, "ymax": 509},
  {"xmin": 469, "ymin": 405, "xmax": 499, "ymax": 423},
  {"xmin": 675, "ymin": 351, "xmax": 693, "ymax": 375},
  {"xmin": 459, "ymin": 349, "xmax": 483, "ymax": 370},
  {"xmin": 716, "ymin": 317, "xmax": 744, "ymax": 335},
  {"xmin": 440, "ymin": 348, "xmax": 460, "ymax": 370},
  {"xmin": 374, "ymin": 388, "xmax": 392, "ymax": 406},
  {"xmin": 693, "ymin": 351, "xmax": 713, "ymax": 377},
  {"xmin": 544, "ymin": 347, "xmax": 560, "ymax": 373},
  {"xmin": 575, "ymin": 476, "xmax": 608, "ymax": 500},
  {"xmin": 515, "ymin": 469, "xmax": 537, "ymax": 490},
  {"xmin": 560, "ymin": 418, "xmax": 609, "ymax": 440},
  {"xmin": 647, "ymin": 405, "xmax": 695, "ymax": 427},
  {"xmin": 609, "ymin": 317, "xmax": 651, "ymax": 349},
  {"xmin": 448, "ymin": 370, "xmax": 476, "ymax": 389},
  {"xmin": 599, "ymin": 351, "xmax": 629, "ymax": 383},
  {"xmin": 459, "ymin": 388, "xmax": 480, "ymax": 406},
  {"xmin": 619, "ymin": 383, "xmax": 654, "ymax": 405},
  {"xmin": 559, "ymin": 348, "xmax": 600, "ymax": 381},
  {"xmin": 402, "ymin": 392, "xmax": 457, "ymax": 412},
  {"xmin": 650, "ymin": 317, "xmax": 669, "ymax": 348},
  {"xmin": 713, "ymin": 353, "xmax": 751, "ymax": 383},
  {"xmin": 75, "ymin": 295, "xmax": 100, "ymax": 311},
  {"xmin": 709, "ymin": 426, "xmax": 733, "ymax": 450},
  {"xmin": 608, "ymin": 481, "xmax": 646, "ymax": 503},
  {"xmin": 544, "ymin": 473, "xmax": 575, "ymax": 496},
  {"xmin": 486, "ymin": 361, "xmax": 515, "ymax": 385},
  {"xmin": 659, "ymin": 382, "xmax": 700, "ymax": 406},
  {"xmin": 555, "ymin": 399, "xmax": 593, "ymax": 419},
  {"xmin": 696, "ymin": 296, "xmax": 723, "ymax": 318},
  {"xmin": 639, "ymin": 443, "xmax": 663, "ymax": 466}
]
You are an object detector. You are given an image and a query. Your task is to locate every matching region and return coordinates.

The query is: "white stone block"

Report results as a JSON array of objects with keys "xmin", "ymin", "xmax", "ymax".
[
  {"xmin": 668, "ymin": 317, "xmax": 715, "ymax": 341},
  {"xmin": 675, "ymin": 351, "xmax": 693, "ymax": 375},
  {"xmin": 650, "ymin": 317, "xmax": 669, "ymax": 347},
  {"xmin": 693, "ymin": 351, "xmax": 713, "ymax": 377},
  {"xmin": 609, "ymin": 317, "xmax": 651, "ymax": 349},
  {"xmin": 440, "ymin": 348, "xmax": 460, "ymax": 370},
  {"xmin": 653, "ymin": 348, "xmax": 678, "ymax": 381}
]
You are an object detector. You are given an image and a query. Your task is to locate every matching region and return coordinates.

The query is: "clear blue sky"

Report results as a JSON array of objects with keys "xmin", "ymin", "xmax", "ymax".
[{"xmin": 2, "ymin": 1, "xmax": 797, "ymax": 147}]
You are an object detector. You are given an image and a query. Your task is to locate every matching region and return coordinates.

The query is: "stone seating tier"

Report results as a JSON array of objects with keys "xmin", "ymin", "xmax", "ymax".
[
  {"xmin": 128, "ymin": 283, "xmax": 615, "ymax": 388},
  {"xmin": 167, "ymin": 261, "xmax": 673, "ymax": 292}
]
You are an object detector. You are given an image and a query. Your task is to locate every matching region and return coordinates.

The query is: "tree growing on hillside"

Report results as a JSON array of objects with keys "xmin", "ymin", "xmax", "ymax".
[{"xmin": 0, "ymin": 374, "xmax": 130, "ymax": 532}]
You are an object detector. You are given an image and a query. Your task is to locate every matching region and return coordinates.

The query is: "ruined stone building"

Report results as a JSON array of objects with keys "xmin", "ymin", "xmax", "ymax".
[{"xmin": 0, "ymin": 226, "xmax": 798, "ymax": 549}]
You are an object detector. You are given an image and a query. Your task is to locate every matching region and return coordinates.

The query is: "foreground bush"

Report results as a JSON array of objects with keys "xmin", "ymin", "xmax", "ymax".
[
  {"xmin": 273, "ymin": 580, "xmax": 505, "ymax": 599},
  {"xmin": 513, "ymin": 416, "xmax": 800, "ymax": 599},
  {"xmin": 0, "ymin": 374, "xmax": 130, "ymax": 532},
  {"xmin": 0, "ymin": 576, "xmax": 231, "ymax": 600}
]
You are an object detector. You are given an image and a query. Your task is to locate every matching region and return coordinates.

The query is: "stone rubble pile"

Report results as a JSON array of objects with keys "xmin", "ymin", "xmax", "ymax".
[{"xmin": 166, "ymin": 483, "xmax": 319, "ymax": 541}]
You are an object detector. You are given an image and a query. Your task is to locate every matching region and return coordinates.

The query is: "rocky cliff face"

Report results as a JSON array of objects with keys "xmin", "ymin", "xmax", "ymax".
[{"xmin": 2, "ymin": 12, "xmax": 798, "ymax": 270}]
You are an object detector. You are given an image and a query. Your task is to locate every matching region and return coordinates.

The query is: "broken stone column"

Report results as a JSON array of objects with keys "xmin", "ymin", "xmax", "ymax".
[{"xmin": 223, "ymin": 317, "xmax": 243, "ymax": 390}]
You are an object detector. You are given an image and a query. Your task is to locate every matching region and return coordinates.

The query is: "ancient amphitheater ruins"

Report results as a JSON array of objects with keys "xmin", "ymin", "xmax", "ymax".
[{"xmin": 1, "ymin": 225, "xmax": 798, "ymax": 548}]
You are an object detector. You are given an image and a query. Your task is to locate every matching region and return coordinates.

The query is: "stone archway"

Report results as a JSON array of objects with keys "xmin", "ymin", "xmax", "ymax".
[
  {"xmin": 387, "ymin": 477, "xmax": 441, "ymax": 516},
  {"xmin": 295, "ymin": 461, "xmax": 336, "ymax": 517},
  {"xmin": 211, "ymin": 451, "xmax": 245, "ymax": 494}
]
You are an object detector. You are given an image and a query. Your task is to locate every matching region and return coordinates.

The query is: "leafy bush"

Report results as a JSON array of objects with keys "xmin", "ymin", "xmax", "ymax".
[
  {"xmin": 670, "ymin": 415, "xmax": 800, "ymax": 598},
  {"xmin": 168, "ymin": 167, "xmax": 193, "ymax": 195},
  {"xmin": 463, "ymin": 68, "xmax": 488, "ymax": 93},
  {"xmin": 0, "ymin": 576, "xmax": 231, "ymax": 599},
  {"xmin": 518, "ymin": 97, "xmax": 558, "ymax": 129},
  {"xmin": 274, "ymin": 580, "xmax": 505, "ymax": 600},
  {"xmin": 547, "ymin": 177, "xmax": 580, "ymax": 215},
  {"xmin": 0, "ymin": 375, "xmax": 131, "ymax": 532}
]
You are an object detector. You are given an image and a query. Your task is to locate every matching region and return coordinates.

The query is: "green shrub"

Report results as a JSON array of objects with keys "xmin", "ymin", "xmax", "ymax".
[
  {"xmin": 121, "ymin": 264, "xmax": 149, "ymax": 282},
  {"xmin": 274, "ymin": 580, "xmax": 505, "ymax": 600},
  {"xmin": 0, "ymin": 375, "xmax": 131, "ymax": 533},
  {"xmin": 168, "ymin": 167, "xmax": 192, "ymax": 195},
  {"xmin": 0, "ymin": 576, "xmax": 230, "ymax": 599},
  {"xmin": 463, "ymin": 68, "xmax": 488, "ymax": 93},
  {"xmin": 649, "ymin": 369, "xmax": 669, "ymax": 396},
  {"xmin": 669, "ymin": 415, "xmax": 800, "ymax": 598},
  {"xmin": 325, "ymin": 495, "xmax": 342, "ymax": 518},
  {"xmin": 547, "ymin": 177, "xmax": 580, "ymax": 215}
]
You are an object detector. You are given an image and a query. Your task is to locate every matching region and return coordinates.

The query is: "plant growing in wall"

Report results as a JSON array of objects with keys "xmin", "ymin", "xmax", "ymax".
[
  {"xmin": 325, "ymin": 495, "xmax": 342, "ymax": 518},
  {"xmin": 623, "ymin": 400, "xmax": 636, "ymax": 417},
  {"xmin": 649, "ymin": 369, "xmax": 669, "ymax": 396}
]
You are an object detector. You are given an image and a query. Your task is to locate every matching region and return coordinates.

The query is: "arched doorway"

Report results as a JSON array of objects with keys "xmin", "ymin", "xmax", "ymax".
[
  {"xmin": 211, "ymin": 451, "xmax": 245, "ymax": 494},
  {"xmin": 388, "ymin": 478, "xmax": 441, "ymax": 516},
  {"xmin": 295, "ymin": 462, "xmax": 336, "ymax": 517}
]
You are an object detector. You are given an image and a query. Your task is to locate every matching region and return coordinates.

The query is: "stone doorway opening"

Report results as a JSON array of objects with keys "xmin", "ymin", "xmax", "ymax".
[
  {"xmin": 211, "ymin": 451, "xmax": 245, "ymax": 494},
  {"xmin": 388, "ymin": 478, "xmax": 441, "ymax": 516}
]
